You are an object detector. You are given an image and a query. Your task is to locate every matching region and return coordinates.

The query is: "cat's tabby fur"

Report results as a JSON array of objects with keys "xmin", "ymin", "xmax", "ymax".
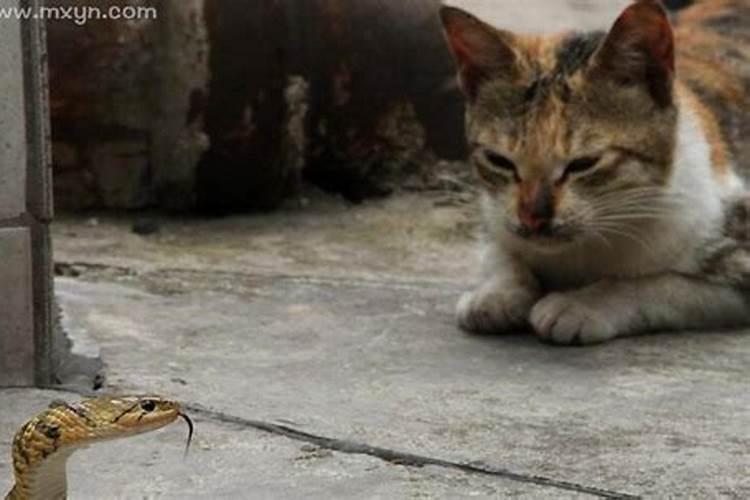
[{"xmin": 441, "ymin": 0, "xmax": 750, "ymax": 344}]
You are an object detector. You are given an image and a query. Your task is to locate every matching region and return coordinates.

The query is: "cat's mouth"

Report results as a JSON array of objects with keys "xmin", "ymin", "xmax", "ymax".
[{"xmin": 507, "ymin": 222, "xmax": 578, "ymax": 246}]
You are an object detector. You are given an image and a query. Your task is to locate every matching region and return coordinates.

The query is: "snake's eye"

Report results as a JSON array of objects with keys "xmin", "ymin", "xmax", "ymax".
[{"xmin": 140, "ymin": 400, "xmax": 157, "ymax": 412}]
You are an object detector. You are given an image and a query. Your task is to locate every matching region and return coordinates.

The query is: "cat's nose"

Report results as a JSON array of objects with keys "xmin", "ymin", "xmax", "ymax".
[
  {"xmin": 518, "ymin": 181, "xmax": 555, "ymax": 232},
  {"xmin": 519, "ymin": 212, "xmax": 552, "ymax": 232}
]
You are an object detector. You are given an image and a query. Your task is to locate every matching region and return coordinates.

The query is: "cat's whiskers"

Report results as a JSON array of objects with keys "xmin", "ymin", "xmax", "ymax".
[
  {"xmin": 577, "ymin": 189, "xmax": 693, "ymax": 228},
  {"xmin": 566, "ymin": 192, "xmax": 693, "ymax": 258},
  {"xmin": 599, "ymin": 210, "xmax": 681, "ymax": 220},
  {"xmin": 585, "ymin": 188, "xmax": 692, "ymax": 212},
  {"xmin": 588, "ymin": 195, "xmax": 686, "ymax": 214},
  {"xmin": 587, "ymin": 186, "xmax": 693, "ymax": 200},
  {"xmin": 585, "ymin": 190, "xmax": 670, "ymax": 207},
  {"xmin": 583, "ymin": 227, "xmax": 615, "ymax": 250},
  {"xmin": 589, "ymin": 222, "xmax": 659, "ymax": 257},
  {"xmin": 567, "ymin": 203, "xmax": 677, "ymax": 227},
  {"xmin": 593, "ymin": 199, "xmax": 676, "ymax": 211}
]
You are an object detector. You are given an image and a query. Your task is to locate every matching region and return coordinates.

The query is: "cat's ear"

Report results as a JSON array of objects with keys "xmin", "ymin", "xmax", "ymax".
[
  {"xmin": 592, "ymin": 0, "xmax": 675, "ymax": 107},
  {"xmin": 440, "ymin": 6, "xmax": 518, "ymax": 100}
]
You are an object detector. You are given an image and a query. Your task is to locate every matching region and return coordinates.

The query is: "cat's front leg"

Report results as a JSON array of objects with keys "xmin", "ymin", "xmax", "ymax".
[
  {"xmin": 530, "ymin": 275, "xmax": 750, "ymax": 345},
  {"xmin": 457, "ymin": 250, "xmax": 541, "ymax": 335}
]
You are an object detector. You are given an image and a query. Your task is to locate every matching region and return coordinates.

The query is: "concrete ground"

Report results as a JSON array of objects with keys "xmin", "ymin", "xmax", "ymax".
[{"xmin": 1, "ymin": 190, "xmax": 750, "ymax": 499}]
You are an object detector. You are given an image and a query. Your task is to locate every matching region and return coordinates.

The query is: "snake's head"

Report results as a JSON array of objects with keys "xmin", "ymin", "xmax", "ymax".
[
  {"xmin": 10, "ymin": 395, "xmax": 194, "ymax": 486},
  {"xmin": 88, "ymin": 395, "xmax": 183, "ymax": 437}
]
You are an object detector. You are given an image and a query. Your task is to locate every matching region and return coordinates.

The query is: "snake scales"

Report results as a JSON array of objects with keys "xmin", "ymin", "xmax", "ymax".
[{"xmin": 4, "ymin": 396, "xmax": 193, "ymax": 500}]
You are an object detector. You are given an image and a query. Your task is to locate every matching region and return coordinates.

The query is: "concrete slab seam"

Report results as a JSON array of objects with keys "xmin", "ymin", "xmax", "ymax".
[{"xmin": 0, "ymin": 387, "xmax": 640, "ymax": 500}]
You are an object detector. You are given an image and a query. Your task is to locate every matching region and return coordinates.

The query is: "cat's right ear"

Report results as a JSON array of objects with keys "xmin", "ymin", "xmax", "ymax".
[
  {"xmin": 440, "ymin": 6, "xmax": 518, "ymax": 100},
  {"xmin": 591, "ymin": 0, "xmax": 675, "ymax": 107}
]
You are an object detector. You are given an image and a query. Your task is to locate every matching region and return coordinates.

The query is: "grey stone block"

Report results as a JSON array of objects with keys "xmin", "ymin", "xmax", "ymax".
[
  {"xmin": 0, "ymin": 228, "xmax": 34, "ymax": 386},
  {"xmin": 0, "ymin": 0, "xmax": 27, "ymax": 221}
]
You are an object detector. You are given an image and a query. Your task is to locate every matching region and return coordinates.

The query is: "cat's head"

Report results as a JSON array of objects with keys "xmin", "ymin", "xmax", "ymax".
[{"xmin": 441, "ymin": 0, "xmax": 679, "ymax": 250}]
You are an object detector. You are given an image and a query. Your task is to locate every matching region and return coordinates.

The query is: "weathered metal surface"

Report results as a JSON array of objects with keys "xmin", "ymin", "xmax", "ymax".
[
  {"xmin": 48, "ymin": 0, "xmax": 210, "ymax": 211},
  {"xmin": 197, "ymin": 0, "xmax": 294, "ymax": 212},
  {"xmin": 290, "ymin": 0, "xmax": 465, "ymax": 202},
  {"xmin": 50, "ymin": 0, "xmax": 468, "ymax": 211},
  {"xmin": 48, "ymin": 0, "xmax": 157, "ymax": 210},
  {"xmin": 196, "ymin": 0, "xmax": 465, "ymax": 210},
  {"xmin": 152, "ymin": 0, "xmax": 210, "ymax": 212}
]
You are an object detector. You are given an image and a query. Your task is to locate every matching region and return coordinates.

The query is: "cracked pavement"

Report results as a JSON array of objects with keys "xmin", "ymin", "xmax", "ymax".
[{"xmin": 2, "ymin": 192, "xmax": 750, "ymax": 499}]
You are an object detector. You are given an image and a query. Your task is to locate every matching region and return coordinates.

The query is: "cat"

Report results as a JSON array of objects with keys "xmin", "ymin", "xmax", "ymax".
[{"xmin": 440, "ymin": 0, "xmax": 750, "ymax": 344}]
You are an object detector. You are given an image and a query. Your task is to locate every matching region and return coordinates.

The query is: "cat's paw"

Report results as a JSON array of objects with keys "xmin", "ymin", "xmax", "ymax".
[
  {"xmin": 530, "ymin": 292, "xmax": 619, "ymax": 345},
  {"xmin": 457, "ymin": 283, "xmax": 536, "ymax": 335}
]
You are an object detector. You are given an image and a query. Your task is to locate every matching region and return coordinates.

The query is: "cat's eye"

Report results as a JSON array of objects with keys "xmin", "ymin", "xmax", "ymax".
[
  {"xmin": 565, "ymin": 156, "xmax": 601, "ymax": 176},
  {"xmin": 484, "ymin": 151, "xmax": 517, "ymax": 173}
]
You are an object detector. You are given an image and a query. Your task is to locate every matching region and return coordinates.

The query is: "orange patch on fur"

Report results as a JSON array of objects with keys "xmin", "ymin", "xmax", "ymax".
[
  {"xmin": 676, "ymin": 83, "xmax": 731, "ymax": 176},
  {"xmin": 675, "ymin": 30, "xmax": 745, "ymax": 105},
  {"xmin": 672, "ymin": 0, "xmax": 750, "ymax": 176}
]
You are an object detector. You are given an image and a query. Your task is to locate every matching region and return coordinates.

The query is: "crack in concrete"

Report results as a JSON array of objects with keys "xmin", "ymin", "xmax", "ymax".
[
  {"xmin": 186, "ymin": 404, "xmax": 642, "ymax": 500},
  {"xmin": 49, "ymin": 264, "xmax": 642, "ymax": 498},
  {"xmin": 3, "ymin": 387, "xmax": 641, "ymax": 499},
  {"xmin": 54, "ymin": 260, "xmax": 465, "ymax": 291}
]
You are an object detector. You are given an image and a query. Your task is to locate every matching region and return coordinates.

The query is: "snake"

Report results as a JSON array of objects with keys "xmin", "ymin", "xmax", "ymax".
[{"xmin": 4, "ymin": 395, "xmax": 194, "ymax": 500}]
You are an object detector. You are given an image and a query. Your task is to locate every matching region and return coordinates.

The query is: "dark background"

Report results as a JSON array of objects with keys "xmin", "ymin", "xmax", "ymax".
[{"xmin": 48, "ymin": 0, "xmax": 467, "ymax": 213}]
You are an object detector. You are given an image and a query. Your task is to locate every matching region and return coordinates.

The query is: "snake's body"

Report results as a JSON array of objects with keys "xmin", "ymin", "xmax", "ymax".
[{"xmin": 5, "ymin": 396, "xmax": 192, "ymax": 500}]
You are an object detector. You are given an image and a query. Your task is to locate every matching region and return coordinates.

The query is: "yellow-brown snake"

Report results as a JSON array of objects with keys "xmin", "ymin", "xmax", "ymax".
[{"xmin": 4, "ymin": 396, "xmax": 193, "ymax": 500}]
